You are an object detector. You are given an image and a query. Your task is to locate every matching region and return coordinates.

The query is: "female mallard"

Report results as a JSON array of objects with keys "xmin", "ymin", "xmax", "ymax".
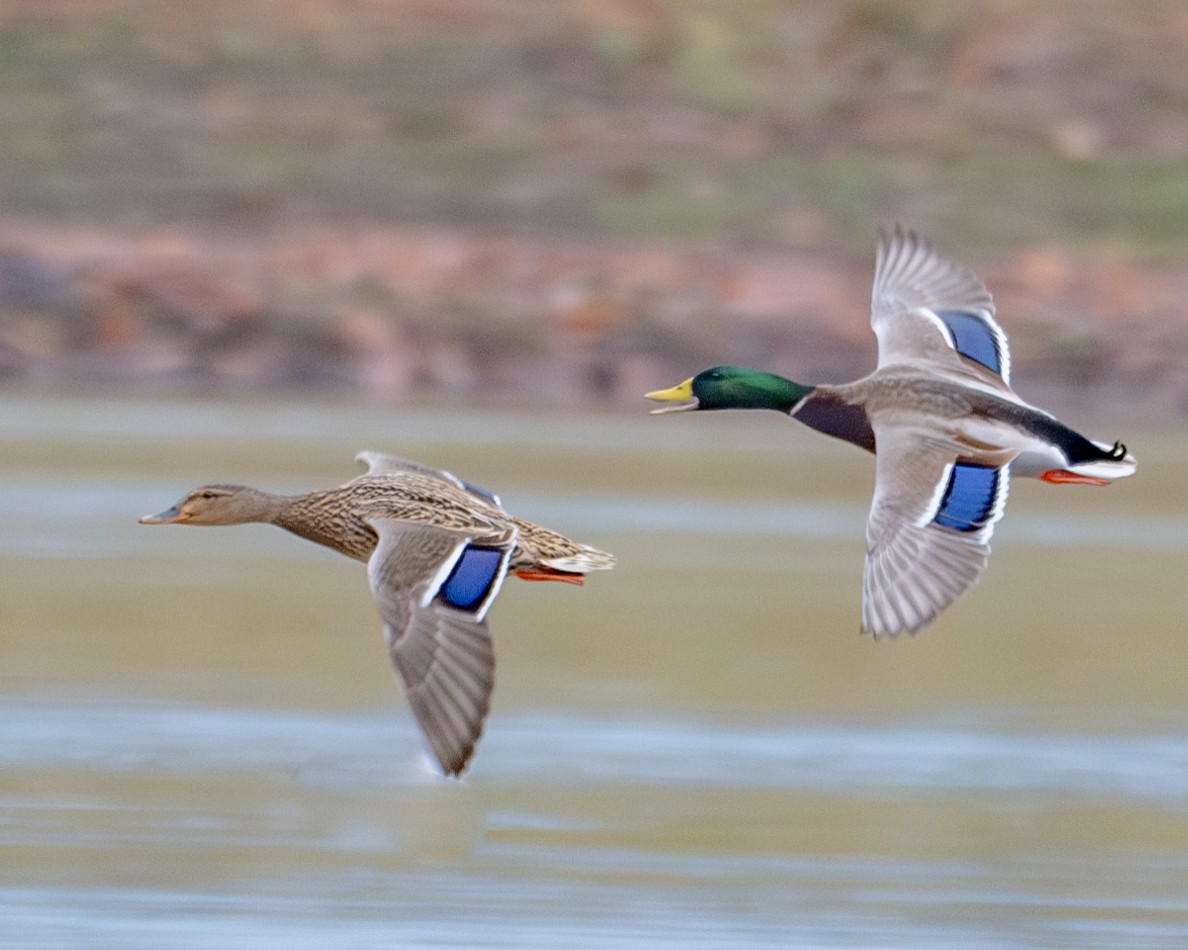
[
  {"xmin": 647, "ymin": 228, "xmax": 1136, "ymax": 638},
  {"xmin": 140, "ymin": 451, "xmax": 615, "ymax": 776}
]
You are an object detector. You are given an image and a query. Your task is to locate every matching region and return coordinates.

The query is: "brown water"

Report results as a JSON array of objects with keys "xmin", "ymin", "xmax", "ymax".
[{"xmin": 3, "ymin": 394, "xmax": 1188, "ymax": 949}]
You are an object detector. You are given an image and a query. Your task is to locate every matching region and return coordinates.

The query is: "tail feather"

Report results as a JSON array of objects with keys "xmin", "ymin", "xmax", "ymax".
[
  {"xmin": 1014, "ymin": 439, "xmax": 1136, "ymax": 482},
  {"xmin": 1076, "ymin": 439, "xmax": 1137, "ymax": 480},
  {"xmin": 512, "ymin": 518, "xmax": 616, "ymax": 575},
  {"xmin": 541, "ymin": 547, "xmax": 617, "ymax": 573}
]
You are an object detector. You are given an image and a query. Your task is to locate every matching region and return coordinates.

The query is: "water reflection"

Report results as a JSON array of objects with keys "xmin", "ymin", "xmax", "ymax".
[
  {"xmin": 5, "ymin": 694, "xmax": 1188, "ymax": 948},
  {"xmin": 5, "ymin": 696, "xmax": 1188, "ymax": 801}
]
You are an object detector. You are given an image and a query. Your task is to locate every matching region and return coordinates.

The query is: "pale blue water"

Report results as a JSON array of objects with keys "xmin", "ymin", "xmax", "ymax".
[
  {"xmin": 4, "ymin": 478, "xmax": 1188, "ymax": 560},
  {"xmin": 3, "ymin": 396, "xmax": 1187, "ymax": 949},
  {"xmin": 4, "ymin": 697, "xmax": 1188, "ymax": 949}
]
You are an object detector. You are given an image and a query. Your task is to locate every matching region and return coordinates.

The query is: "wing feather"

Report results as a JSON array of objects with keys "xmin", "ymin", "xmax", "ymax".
[
  {"xmin": 367, "ymin": 519, "xmax": 514, "ymax": 776},
  {"xmin": 871, "ymin": 227, "xmax": 1011, "ymax": 385},
  {"xmin": 862, "ymin": 424, "xmax": 1010, "ymax": 637},
  {"xmin": 355, "ymin": 451, "xmax": 504, "ymax": 509}
]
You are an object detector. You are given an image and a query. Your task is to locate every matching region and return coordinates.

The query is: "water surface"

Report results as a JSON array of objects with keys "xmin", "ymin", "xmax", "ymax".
[{"xmin": 3, "ymin": 395, "xmax": 1187, "ymax": 948}]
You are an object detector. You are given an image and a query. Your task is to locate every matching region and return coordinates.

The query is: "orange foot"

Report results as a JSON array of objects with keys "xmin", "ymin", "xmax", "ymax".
[
  {"xmin": 1041, "ymin": 469, "xmax": 1110, "ymax": 486},
  {"xmin": 514, "ymin": 567, "xmax": 585, "ymax": 585}
]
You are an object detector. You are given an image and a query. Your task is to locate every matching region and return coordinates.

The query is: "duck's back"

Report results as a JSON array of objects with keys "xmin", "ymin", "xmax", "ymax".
[{"xmin": 270, "ymin": 474, "xmax": 502, "ymax": 562}]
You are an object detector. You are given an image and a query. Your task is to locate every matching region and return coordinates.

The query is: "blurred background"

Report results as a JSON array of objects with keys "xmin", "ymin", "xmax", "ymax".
[
  {"xmin": 4, "ymin": 3, "xmax": 1188, "ymax": 948},
  {"xmin": 2, "ymin": 0, "xmax": 1188, "ymax": 414}
]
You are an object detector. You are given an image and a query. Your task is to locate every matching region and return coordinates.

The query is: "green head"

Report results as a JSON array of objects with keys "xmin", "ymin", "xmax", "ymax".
[{"xmin": 646, "ymin": 366, "xmax": 814, "ymax": 414}]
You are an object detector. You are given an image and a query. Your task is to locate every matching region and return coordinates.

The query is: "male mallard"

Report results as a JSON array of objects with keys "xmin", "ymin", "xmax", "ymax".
[
  {"xmin": 647, "ymin": 228, "xmax": 1136, "ymax": 637},
  {"xmin": 140, "ymin": 451, "xmax": 615, "ymax": 776}
]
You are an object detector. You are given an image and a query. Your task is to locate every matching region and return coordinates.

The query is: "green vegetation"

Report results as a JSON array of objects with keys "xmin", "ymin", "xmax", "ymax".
[{"xmin": 1, "ymin": 2, "xmax": 1187, "ymax": 255}]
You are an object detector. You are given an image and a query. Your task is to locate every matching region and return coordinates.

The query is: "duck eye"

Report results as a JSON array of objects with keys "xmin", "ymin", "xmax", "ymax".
[{"xmin": 200, "ymin": 491, "xmax": 218, "ymax": 499}]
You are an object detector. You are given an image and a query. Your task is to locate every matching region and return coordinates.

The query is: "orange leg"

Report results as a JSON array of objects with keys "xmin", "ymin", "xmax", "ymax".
[
  {"xmin": 514, "ymin": 567, "xmax": 585, "ymax": 585},
  {"xmin": 1041, "ymin": 470, "xmax": 1110, "ymax": 486}
]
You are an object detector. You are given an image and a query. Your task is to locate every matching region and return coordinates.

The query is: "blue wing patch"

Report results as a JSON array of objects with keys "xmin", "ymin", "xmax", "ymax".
[
  {"xmin": 460, "ymin": 480, "xmax": 500, "ymax": 506},
  {"xmin": 439, "ymin": 545, "xmax": 506, "ymax": 612},
  {"xmin": 934, "ymin": 462, "xmax": 1000, "ymax": 533},
  {"xmin": 935, "ymin": 309, "xmax": 1003, "ymax": 376}
]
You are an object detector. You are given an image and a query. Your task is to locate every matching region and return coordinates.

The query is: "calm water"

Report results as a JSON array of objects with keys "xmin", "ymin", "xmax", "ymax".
[{"xmin": 3, "ymin": 394, "xmax": 1188, "ymax": 949}]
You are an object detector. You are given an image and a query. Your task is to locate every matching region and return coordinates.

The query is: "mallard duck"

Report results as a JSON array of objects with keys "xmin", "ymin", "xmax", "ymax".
[
  {"xmin": 139, "ymin": 451, "xmax": 615, "ymax": 776},
  {"xmin": 647, "ymin": 228, "xmax": 1136, "ymax": 637}
]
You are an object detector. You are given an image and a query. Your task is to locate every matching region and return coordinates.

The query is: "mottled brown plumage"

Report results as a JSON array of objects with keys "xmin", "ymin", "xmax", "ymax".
[
  {"xmin": 266, "ymin": 472, "xmax": 607, "ymax": 574},
  {"xmin": 140, "ymin": 451, "xmax": 614, "ymax": 776}
]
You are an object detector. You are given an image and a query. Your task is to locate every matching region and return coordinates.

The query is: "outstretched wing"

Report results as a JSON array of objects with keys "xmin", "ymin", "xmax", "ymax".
[
  {"xmin": 355, "ymin": 450, "xmax": 503, "ymax": 509},
  {"xmin": 862, "ymin": 423, "xmax": 1011, "ymax": 637},
  {"xmin": 366, "ymin": 518, "xmax": 516, "ymax": 775},
  {"xmin": 871, "ymin": 227, "xmax": 1011, "ymax": 386}
]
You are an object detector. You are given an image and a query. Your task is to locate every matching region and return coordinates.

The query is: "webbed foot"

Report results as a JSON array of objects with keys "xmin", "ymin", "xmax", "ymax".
[{"xmin": 514, "ymin": 567, "xmax": 585, "ymax": 585}]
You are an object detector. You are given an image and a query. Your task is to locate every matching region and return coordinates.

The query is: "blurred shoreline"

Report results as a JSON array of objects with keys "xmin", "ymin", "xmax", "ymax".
[
  {"xmin": 4, "ymin": 2, "xmax": 1188, "ymax": 421},
  {"xmin": 1, "ymin": 214, "xmax": 1183, "ymax": 420}
]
